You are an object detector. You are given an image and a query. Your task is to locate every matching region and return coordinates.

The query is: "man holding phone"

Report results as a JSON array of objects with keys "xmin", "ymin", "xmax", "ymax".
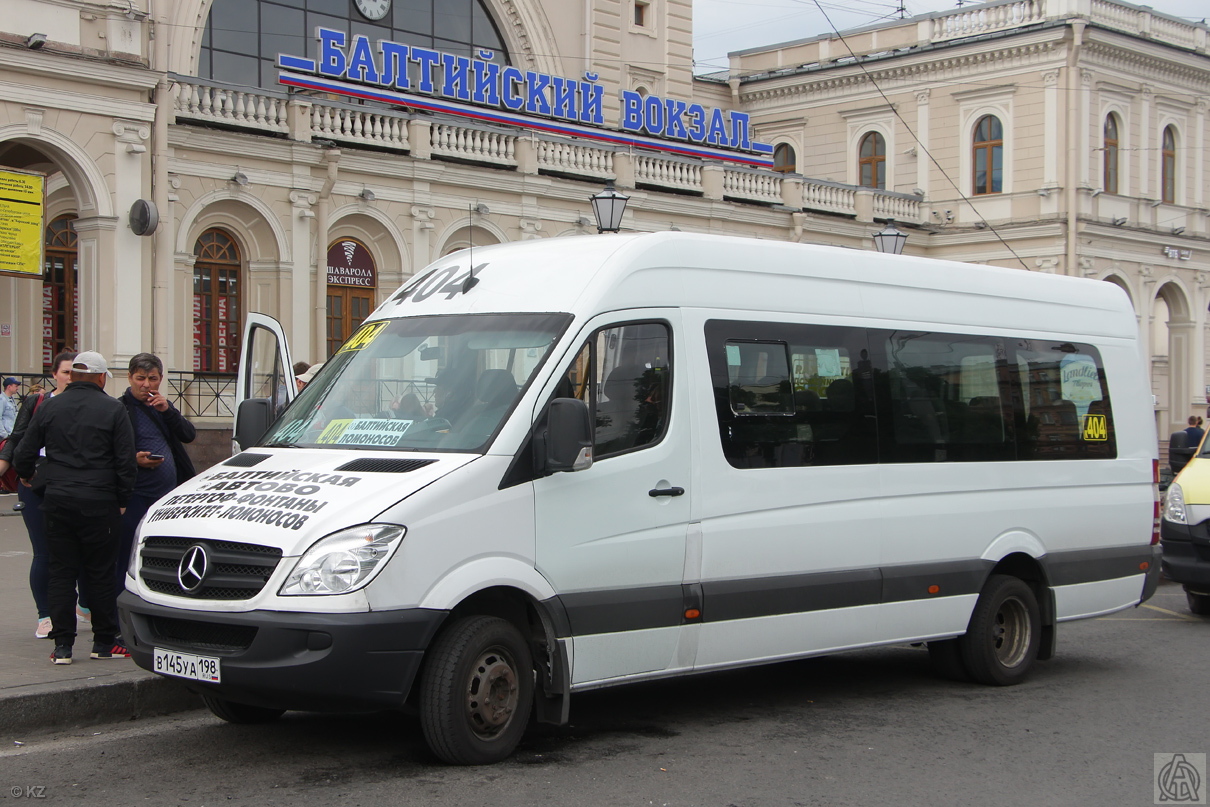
[{"xmin": 117, "ymin": 353, "xmax": 197, "ymax": 596}]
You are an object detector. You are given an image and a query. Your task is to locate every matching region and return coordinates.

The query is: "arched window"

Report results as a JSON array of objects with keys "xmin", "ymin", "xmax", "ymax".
[
  {"xmin": 43, "ymin": 216, "xmax": 78, "ymax": 370},
  {"xmin": 858, "ymin": 132, "xmax": 886, "ymax": 189},
  {"xmin": 193, "ymin": 230, "xmax": 241, "ymax": 374},
  {"xmin": 972, "ymin": 115, "xmax": 1003, "ymax": 195},
  {"xmin": 200, "ymin": 0, "xmax": 511, "ymax": 89},
  {"xmin": 1103, "ymin": 114, "xmax": 1119, "ymax": 195},
  {"xmin": 773, "ymin": 143, "xmax": 796, "ymax": 174},
  {"xmin": 1162, "ymin": 125, "xmax": 1176, "ymax": 204}
]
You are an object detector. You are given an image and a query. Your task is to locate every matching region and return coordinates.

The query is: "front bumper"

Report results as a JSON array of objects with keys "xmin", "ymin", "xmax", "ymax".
[
  {"xmin": 1160, "ymin": 519, "xmax": 1210, "ymax": 590},
  {"xmin": 118, "ymin": 591, "xmax": 448, "ymax": 712}
]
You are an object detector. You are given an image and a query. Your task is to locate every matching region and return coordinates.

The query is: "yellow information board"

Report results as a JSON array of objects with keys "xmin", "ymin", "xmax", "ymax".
[{"xmin": 0, "ymin": 168, "xmax": 45, "ymax": 278}]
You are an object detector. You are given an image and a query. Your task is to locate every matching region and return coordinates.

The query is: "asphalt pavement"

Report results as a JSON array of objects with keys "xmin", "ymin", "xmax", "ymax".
[{"xmin": 0, "ymin": 499, "xmax": 201, "ymax": 739}]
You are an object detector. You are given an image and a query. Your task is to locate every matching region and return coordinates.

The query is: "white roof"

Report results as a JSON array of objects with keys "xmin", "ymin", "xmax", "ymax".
[{"xmin": 371, "ymin": 232, "xmax": 1136, "ymax": 341}]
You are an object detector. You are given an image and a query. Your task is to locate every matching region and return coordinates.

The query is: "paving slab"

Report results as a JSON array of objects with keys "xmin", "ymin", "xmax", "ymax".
[{"xmin": 0, "ymin": 502, "xmax": 202, "ymax": 738}]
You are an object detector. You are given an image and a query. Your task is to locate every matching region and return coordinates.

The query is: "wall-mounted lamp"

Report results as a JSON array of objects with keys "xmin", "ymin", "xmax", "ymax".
[
  {"xmin": 1036, "ymin": 188, "xmax": 1050, "ymax": 197},
  {"xmin": 359, "ymin": 188, "xmax": 376, "ymax": 202},
  {"xmin": 669, "ymin": 223, "xmax": 681, "ymax": 231},
  {"xmin": 1112, "ymin": 217, "xmax": 1127, "ymax": 226},
  {"xmin": 231, "ymin": 171, "xmax": 249, "ymax": 186},
  {"xmin": 590, "ymin": 182, "xmax": 629, "ymax": 233},
  {"xmin": 473, "ymin": 203, "xmax": 489, "ymax": 215},
  {"xmin": 1173, "ymin": 226, "xmax": 1186, "ymax": 235},
  {"xmin": 25, "ymin": 33, "xmax": 47, "ymax": 50}
]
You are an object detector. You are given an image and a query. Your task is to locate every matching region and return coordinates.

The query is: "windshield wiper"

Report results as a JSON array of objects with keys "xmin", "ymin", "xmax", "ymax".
[{"xmin": 264, "ymin": 441, "xmax": 301, "ymax": 448}]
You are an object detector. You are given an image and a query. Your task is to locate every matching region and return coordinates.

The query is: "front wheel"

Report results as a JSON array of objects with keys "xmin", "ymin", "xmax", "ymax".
[
  {"xmin": 419, "ymin": 616, "xmax": 534, "ymax": 765},
  {"xmin": 958, "ymin": 574, "xmax": 1041, "ymax": 686},
  {"xmin": 1185, "ymin": 587, "xmax": 1210, "ymax": 616},
  {"xmin": 201, "ymin": 693, "xmax": 285, "ymax": 724}
]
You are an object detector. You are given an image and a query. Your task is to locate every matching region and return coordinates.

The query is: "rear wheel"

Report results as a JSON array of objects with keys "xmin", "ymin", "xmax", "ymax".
[
  {"xmin": 958, "ymin": 574, "xmax": 1041, "ymax": 686},
  {"xmin": 1185, "ymin": 587, "xmax": 1210, "ymax": 616},
  {"xmin": 201, "ymin": 693, "xmax": 285, "ymax": 724},
  {"xmin": 419, "ymin": 616, "xmax": 534, "ymax": 765}
]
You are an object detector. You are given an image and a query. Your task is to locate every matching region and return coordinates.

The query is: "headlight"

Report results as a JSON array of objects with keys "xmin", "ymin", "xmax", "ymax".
[
  {"xmin": 126, "ymin": 520, "xmax": 143, "ymax": 581},
  {"xmin": 279, "ymin": 523, "xmax": 406, "ymax": 596},
  {"xmin": 1164, "ymin": 483, "xmax": 1188, "ymax": 525}
]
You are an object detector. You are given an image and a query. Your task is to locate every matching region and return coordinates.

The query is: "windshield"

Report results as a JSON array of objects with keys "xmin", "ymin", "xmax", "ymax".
[{"xmin": 262, "ymin": 313, "xmax": 571, "ymax": 452}]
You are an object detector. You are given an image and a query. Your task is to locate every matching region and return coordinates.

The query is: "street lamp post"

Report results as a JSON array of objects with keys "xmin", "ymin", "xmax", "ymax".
[
  {"xmin": 590, "ymin": 182, "xmax": 629, "ymax": 233},
  {"xmin": 872, "ymin": 219, "xmax": 908, "ymax": 255}
]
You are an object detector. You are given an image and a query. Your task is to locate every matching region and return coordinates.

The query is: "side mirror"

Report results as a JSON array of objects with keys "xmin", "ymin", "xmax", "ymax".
[
  {"xmin": 235, "ymin": 398, "xmax": 273, "ymax": 451},
  {"xmin": 540, "ymin": 398, "xmax": 593, "ymax": 474}
]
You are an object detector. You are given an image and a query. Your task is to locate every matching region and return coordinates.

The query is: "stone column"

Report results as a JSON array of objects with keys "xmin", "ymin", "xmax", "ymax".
[
  {"xmin": 289, "ymin": 189, "xmax": 317, "ymax": 360},
  {"xmin": 70, "ymin": 216, "xmax": 120, "ymax": 358},
  {"xmin": 915, "ymin": 89, "xmax": 930, "ymax": 199}
]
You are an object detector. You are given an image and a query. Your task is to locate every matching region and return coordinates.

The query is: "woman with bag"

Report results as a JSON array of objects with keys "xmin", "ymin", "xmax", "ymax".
[{"xmin": 0, "ymin": 352, "xmax": 92, "ymax": 639}]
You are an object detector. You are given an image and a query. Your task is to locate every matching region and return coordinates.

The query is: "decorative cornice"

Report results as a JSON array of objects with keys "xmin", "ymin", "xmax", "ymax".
[
  {"xmin": 739, "ymin": 41, "xmax": 1059, "ymax": 109},
  {"xmin": 1082, "ymin": 41, "xmax": 1210, "ymax": 90}
]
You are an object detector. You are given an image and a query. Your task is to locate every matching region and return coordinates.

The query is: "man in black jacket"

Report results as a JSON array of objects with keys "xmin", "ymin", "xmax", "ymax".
[
  {"xmin": 14, "ymin": 351, "xmax": 136, "ymax": 665},
  {"xmin": 117, "ymin": 353, "xmax": 196, "ymax": 594}
]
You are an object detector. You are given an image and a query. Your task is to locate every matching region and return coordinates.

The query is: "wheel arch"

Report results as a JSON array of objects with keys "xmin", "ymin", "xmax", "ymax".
[
  {"xmin": 431, "ymin": 584, "xmax": 571, "ymax": 726},
  {"xmin": 986, "ymin": 550, "xmax": 1056, "ymax": 661}
]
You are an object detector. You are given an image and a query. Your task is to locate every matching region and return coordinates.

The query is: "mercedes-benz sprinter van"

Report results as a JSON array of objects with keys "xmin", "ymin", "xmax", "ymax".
[{"xmin": 119, "ymin": 232, "xmax": 1160, "ymax": 764}]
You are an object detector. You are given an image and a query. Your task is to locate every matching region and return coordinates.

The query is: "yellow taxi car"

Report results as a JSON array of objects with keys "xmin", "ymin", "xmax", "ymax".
[{"xmin": 1161, "ymin": 428, "xmax": 1210, "ymax": 615}]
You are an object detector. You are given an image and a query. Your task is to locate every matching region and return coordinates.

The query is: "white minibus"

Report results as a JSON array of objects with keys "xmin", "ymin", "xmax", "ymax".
[{"xmin": 119, "ymin": 233, "xmax": 1160, "ymax": 764}]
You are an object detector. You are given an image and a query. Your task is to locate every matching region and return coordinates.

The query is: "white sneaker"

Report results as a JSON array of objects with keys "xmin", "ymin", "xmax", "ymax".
[
  {"xmin": 35, "ymin": 617, "xmax": 52, "ymax": 639},
  {"xmin": 76, "ymin": 606, "xmax": 91, "ymax": 623}
]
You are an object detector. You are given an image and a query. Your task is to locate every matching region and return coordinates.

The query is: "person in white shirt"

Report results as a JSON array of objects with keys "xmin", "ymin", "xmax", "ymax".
[{"xmin": 0, "ymin": 377, "xmax": 18, "ymax": 439}]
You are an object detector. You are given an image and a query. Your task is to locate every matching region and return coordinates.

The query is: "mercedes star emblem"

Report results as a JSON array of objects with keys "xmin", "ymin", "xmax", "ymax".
[{"xmin": 177, "ymin": 545, "xmax": 209, "ymax": 593}]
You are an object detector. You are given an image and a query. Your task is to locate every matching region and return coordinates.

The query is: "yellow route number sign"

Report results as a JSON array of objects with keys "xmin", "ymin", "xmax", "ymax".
[
  {"xmin": 0, "ymin": 168, "xmax": 45, "ymax": 278},
  {"xmin": 1082, "ymin": 413, "xmax": 1108, "ymax": 442},
  {"xmin": 337, "ymin": 320, "xmax": 388, "ymax": 354}
]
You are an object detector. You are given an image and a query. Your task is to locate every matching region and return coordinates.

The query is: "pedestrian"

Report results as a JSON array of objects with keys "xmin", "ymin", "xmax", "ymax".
[
  {"xmin": 296, "ymin": 361, "xmax": 323, "ymax": 389},
  {"xmin": 293, "ymin": 361, "xmax": 311, "ymax": 392},
  {"xmin": 0, "ymin": 376, "xmax": 18, "ymax": 439},
  {"xmin": 0, "ymin": 352, "xmax": 94, "ymax": 638},
  {"xmin": 1184, "ymin": 415, "xmax": 1205, "ymax": 451},
  {"xmin": 13, "ymin": 351, "xmax": 136, "ymax": 664},
  {"xmin": 118, "ymin": 353, "xmax": 197, "ymax": 594}
]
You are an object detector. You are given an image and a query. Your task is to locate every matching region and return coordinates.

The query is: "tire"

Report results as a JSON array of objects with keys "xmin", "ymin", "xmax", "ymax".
[
  {"xmin": 958, "ymin": 574, "xmax": 1041, "ymax": 686},
  {"xmin": 1185, "ymin": 587, "xmax": 1210, "ymax": 616},
  {"xmin": 201, "ymin": 693, "xmax": 285, "ymax": 724},
  {"xmin": 927, "ymin": 638, "xmax": 970, "ymax": 682},
  {"xmin": 419, "ymin": 616, "xmax": 534, "ymax": 765}
]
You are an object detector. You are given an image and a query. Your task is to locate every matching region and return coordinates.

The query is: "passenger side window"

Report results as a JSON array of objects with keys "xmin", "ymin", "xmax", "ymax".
[
  {"xmin": 558, "ymin": 322, "xmax": 672, "ymax": 458},
  {"xmin": 707, "ymin": 320, "xmax": 877, "ymax": 468},
  {"xmin": 1013, "ymin": 340, "xmax": 1115, "ymax": 460},
  {"xmin": 878, "ymin": 331, "xmax": 1014, "ymax": 463}
]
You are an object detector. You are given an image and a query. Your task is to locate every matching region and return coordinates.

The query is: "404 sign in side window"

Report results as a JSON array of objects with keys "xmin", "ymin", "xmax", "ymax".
[
  {"xmin": 391, "ymin": 262, "xmax": 488, "ymax": 305},
  {"xmin": 154, "ymin": 647, "xmax": 221, "ymax": 683}
]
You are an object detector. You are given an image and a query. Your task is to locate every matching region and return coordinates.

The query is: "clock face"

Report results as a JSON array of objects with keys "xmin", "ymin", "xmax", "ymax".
[{"xmin": 355, "ymin": 0, "xmax": 391, "ymax": 21}]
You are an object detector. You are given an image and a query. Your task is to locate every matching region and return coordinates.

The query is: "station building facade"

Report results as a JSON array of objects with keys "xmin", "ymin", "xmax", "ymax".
[{"xmin": 0, "ymin": 0, "xmax": 1206, "ymax": 454}]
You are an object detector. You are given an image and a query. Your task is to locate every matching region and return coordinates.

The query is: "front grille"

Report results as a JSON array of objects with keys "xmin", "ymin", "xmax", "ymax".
[
  {"xmin": 139, "ymin": 536, "xmax": 283, "ymax": 600},
  {"xmin": 147, "ymin": 616, "xmax": 257, "ymax": 652}
]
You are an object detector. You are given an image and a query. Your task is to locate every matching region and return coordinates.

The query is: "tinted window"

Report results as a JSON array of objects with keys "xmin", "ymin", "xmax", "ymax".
[
  {"xmin": 707, "ymin": 320, "xmax": 877, "ymax": 468},
  {"xmin": 1013, "ymin": 340, "xmax": 1115, "ymax": 460},
  {"xmin": 706, "ymin": 321, "xmax": 1116, "ymax": 468},
  {"xmin": 877, "ymin": 331, "xmax": 1014, "ymax": 463},
  {"xmin": 557, "ymin": 322, "xmax": 671, "ymax": 458}
]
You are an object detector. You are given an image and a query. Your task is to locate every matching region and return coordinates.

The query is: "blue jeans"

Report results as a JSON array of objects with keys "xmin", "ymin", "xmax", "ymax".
[
  {"xmin": 117, "ymin": 492, "xmax": 159, "ymax": 595},
  {"xmin": 20, "ymin": 483, "xmax": 89, "ymax": 620}
]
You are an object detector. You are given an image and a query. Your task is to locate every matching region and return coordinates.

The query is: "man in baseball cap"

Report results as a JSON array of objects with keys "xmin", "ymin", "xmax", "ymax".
[{"xmin": 14, "ymin": 350, "xmax": 135, "ymax": 664}]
